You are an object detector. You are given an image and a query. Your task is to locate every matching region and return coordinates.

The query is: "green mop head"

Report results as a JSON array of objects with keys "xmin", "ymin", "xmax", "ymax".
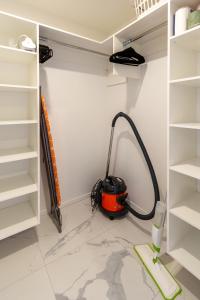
[{"xmin": 134, "ymin": 244, "xmax": 182, "ymax": 300}]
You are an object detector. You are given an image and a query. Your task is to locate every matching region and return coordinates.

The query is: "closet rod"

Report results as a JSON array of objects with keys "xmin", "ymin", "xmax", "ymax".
[
  {"xmin": 122, "ymin": 21, "xmax": 167, "ymax": 47},
  {"xmin": 40, "ymin": 21, "xmax": 167, "ymax": 57},
  {"xmin": 39, "ymin": 36, "xmax": 110, "ymax": 57}
]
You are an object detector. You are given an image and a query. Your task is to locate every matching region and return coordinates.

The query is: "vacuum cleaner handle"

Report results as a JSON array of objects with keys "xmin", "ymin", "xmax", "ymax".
[
  {"xmin": 105, "ymin": 127, "xmax": 115, "ymax": 178},
  {"xmin": 106, "ymin": 112, "xmax": 160, "ymax": 220},
  {"xmin": 106, "ymin": 112, "xmax": 128, "ymax": 178}
]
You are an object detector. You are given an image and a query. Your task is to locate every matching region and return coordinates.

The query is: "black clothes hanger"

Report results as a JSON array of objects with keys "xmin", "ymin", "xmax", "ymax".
[
  {"xmin": 39, "ymin": 44, "xmax": 53, "ymax": 63},
  {"xmin": 109, "ymin": 47, "xmax": 145, "ymax": 66}
]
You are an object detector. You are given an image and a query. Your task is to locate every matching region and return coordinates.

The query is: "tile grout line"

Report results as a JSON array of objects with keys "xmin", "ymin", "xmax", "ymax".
[
  {"xmin": 36, "ymin": 238, "xmax": 57, "ymax": 299},
  {"xmin": 0, "ymin": 232, "xmax": 45, "ymax": 293},
  {"xmin": 0, "ymin": 263, "xmax": 45, "ymax": 294}
]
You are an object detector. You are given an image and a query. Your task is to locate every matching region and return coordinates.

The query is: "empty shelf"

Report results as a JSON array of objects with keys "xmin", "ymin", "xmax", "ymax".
[
  {"xmin": 170, "ymin": 193, "xmax": 200, "ymax": 230},
  {"xmin": 170, "ymin": 123, "xmax": 200, "ymax": 130},
  {"xmin": 169, "ymin": 230, "xmax": 200, "ymax": 280},
  {"xmin": 116, "ymin": 1, "xmax": 168, "ymax": 40},
  {"xmin": 170, "ymin": 158, "xmax": 200, "ymax": 180},
  {"xmin": 0, "ymin": 147, "xmax": 37, "ymax": 164},
  {"xmin": 0, "ymin": 201, "xmax": 38, "ymax": 240},
  {"xmin": 170, "ymin": 24, "xmax": 200, "ymax": 51},
  {"xmin": 170, "ymin": 76, "xmax": 200, "ymax": 87},
  {"xmin": 0, "ymin": 45, "xmax": 37, "ymax": 64},
  {"xmin": 0, "ymin": 120, "xmax": 38, "ymax": 125},
  {"xmin": 0, "ymin": 173, "xmax": 37, "ymax": 203},
  {"xmin": 0, "ymin": 84, "xmax": 37, "ymax": 91}
]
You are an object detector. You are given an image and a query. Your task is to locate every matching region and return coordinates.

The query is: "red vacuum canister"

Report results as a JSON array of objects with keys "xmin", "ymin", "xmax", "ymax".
[
  {"xmin": 100, "ymin": 176, "xmax": 128, "ymax": 219},
  {"xmin": 102, "ymin": 192, "xmax": 125, "ymax": 212}
]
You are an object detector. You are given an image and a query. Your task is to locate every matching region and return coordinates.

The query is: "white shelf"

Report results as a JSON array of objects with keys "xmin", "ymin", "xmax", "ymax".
[
  {"xmin": 169, "ymin": 230, "xmax": 200, "ymax": 280},
  {"xmin": 0, "ymin": 173, "xmax": 37, "ymax": 203},
  {"xmin": 170, "ymin": 158, "xmax": 200, "ymax": 180},
  {"xmin": 0, "ymin": 84, "xmax": 38, "ymax": 91},
  {"xmin": 40, "ymin": 24, "xmax": 113, "ymax": 56},
  {"xmin": 115, "ymin": 1, "xmax": 168, "ymax": 40},
  {"xmin": 170, "ymin": 123, "xmax": 200, "ymax": 130},
  {"xmin": 170, "ymin": 193, "xmax": 200, "ymax": 230},
  {"xmin": 170, "ymin": 76, "xmax": 200, "ymax": 87},
  {"xmin": 0, "ymin": 45, "xmax": 37, "ymax": 64},
  {"xmin": 170, "ymin": 23, "xmax": 200, "ymax": 52},
  {"xmin": 0, "ymin": 147, "xmax": 37, "ymax": 164},
  {"xmin": 0, "ymin": 11, "xmax": 39, "ymax": 241},
  {"xmin": 0, "ymin": 120, "xmax": 37, "ymax": 125},
  {"xmin": 0, "ymin": 201, "xmax": 38, "ymax": 241}
]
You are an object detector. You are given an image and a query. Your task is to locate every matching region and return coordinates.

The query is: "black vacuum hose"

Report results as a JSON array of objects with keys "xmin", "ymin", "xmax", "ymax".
[{"xmin": 113, "ymin": 112, "xmax": 160, "ymax": 220}]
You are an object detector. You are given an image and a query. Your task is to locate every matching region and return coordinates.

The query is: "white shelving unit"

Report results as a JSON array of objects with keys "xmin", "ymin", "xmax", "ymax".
[
  {"xmin": 0, "ymin": 84, "xmax": 38, "ymax": 91},
  {"xmin": 170, "ymin": 123, "xmax": 200, "ymax": 129},
  {"xmin": 170, "ymin": 192, "xmax": 200, "ymax": 230},
  {"xmin": 38, "ymin": 1, "xmax": 168, "ymax": 80},
  {"xmin": 0, "ymin": 12, "xmax": 39, "ymax": 240},
  {"xmin": 0, "ymin": 200, "xmax": 38, "ymax": 240},
  {"xmin": 111, "ymin": 0, "xmax": 168, "ymax": 79},
  {"xmin": 170, "ymin": 76, "xmax": 200, "ymax": 87},
  {"xmin": 170, "ymin": 159, "xmax": 200, "ymax": 180},
  {"xmin": 0, "ymin": 147, "xmax": 37, "ymax": 164},
  {"xmin": 169, "ymin": 224, "xmax": 200, "ymax": 280},
  {"xmin": 0, "ymin": 172, "xmax": 37, "ymax": 203},
  {"xmin": 168, "ymin": 0, "xmax": 200, "ymax": 280}
]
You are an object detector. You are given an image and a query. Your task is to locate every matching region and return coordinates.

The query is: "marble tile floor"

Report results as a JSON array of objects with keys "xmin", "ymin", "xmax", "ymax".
[{"xmin": 0, "ymin": 198, "xmax": 200, "ymax": 300}]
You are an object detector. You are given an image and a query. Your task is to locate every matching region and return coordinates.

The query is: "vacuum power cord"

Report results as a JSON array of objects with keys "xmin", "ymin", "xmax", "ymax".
[{"xmin": 91, "ymin": 179, "xmax": 103, "ymax": 212}]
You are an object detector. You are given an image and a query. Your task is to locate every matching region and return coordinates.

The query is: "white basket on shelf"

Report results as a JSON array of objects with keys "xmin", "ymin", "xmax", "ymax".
[{"xmin": 133, "ymin": 0, "xmax": 161, "ymax": 18}]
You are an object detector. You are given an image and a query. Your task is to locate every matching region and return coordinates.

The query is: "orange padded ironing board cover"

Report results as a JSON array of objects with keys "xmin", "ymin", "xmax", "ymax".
[{"xmin": 41, "ymin": 96, "xmax": 61, "ymax": 207}]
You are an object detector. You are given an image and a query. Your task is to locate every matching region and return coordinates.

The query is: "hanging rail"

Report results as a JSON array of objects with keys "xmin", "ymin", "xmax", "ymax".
[
  {"xmin": 122, "ymin": 21, "xmax": 167, "ymax": 47},
  {"xmin": 40, "ymin": 20, "xmax": 167, "ymax": 56},
  {"xmin": 39, "ymin": 36, "xmax": 110, "ymax": 57}
]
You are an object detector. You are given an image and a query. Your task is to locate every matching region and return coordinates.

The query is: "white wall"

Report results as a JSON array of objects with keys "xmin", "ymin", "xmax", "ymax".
[
  {"xmin": 40, "ymin": 43, "xmax": 127, "ymax": 212},
  {"xmin": 40, "ymin": 42, "xmax": 167, "ymax": 216}
]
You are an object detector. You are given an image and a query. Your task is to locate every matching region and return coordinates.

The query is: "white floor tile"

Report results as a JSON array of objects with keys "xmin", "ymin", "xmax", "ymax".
[
  {"xmin": 46, "ymin": 230, "xmax": 161, "ymax": 300},
  {"xmin": 174, "ymin": 267, "xmax": 200, "ymax": 300},
  {"xmin": 0, "ymin": 268, "xmax": 56, "ymax": 300},
  {"xmin": 0, "ymin": 228, "xmax": 44, "ymax": 291},
  {"xmin": 106, "ymin": 215, "xmax": 152, "ymax": 250},
  {"xmin": 0, "ymin": 199, "xmax": 199, "ymax": 300},
  {"xmin": 37, "ymin": 200, "xmax": 115, "ymax": 264}
]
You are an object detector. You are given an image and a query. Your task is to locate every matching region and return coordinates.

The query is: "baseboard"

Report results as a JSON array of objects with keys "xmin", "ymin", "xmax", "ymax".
[
  {"xmin": 40, "ymin": 192, "xmax": 90, "ymax": 216},
  {"xmin": 61, "ymin": 192, "xmax": 90, "ymax": 208},
  {"xmin": 128, "ymin": 200, "xmax": 149, "ymax": 214}
]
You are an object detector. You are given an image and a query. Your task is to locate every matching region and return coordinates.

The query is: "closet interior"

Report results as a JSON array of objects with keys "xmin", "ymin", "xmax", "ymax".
[{"xmin": 0, "ymin": 0, "xmax": 200, "ymax": 289}]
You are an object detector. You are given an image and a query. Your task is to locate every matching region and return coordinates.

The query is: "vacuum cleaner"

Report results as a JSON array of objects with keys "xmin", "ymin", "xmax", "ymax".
[
  {"xmin": 91, "ymin": 112, "xmax": 159, "ymax": 220},
  {"xmin": 91, "ymin": 112, "xmax": 182, "ymax": 300}
]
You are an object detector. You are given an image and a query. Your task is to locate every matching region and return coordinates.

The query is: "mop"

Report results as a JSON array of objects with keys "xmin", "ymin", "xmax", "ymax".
[{"xmin": 134, "ymin": 202, "xmax": 182, "ymax": 300}]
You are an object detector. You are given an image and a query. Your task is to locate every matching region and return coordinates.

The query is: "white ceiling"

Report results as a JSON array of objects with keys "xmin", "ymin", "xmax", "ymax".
[{"xmin": 0, "ymin": 0, "xmax": 136, "ymax": 40}]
